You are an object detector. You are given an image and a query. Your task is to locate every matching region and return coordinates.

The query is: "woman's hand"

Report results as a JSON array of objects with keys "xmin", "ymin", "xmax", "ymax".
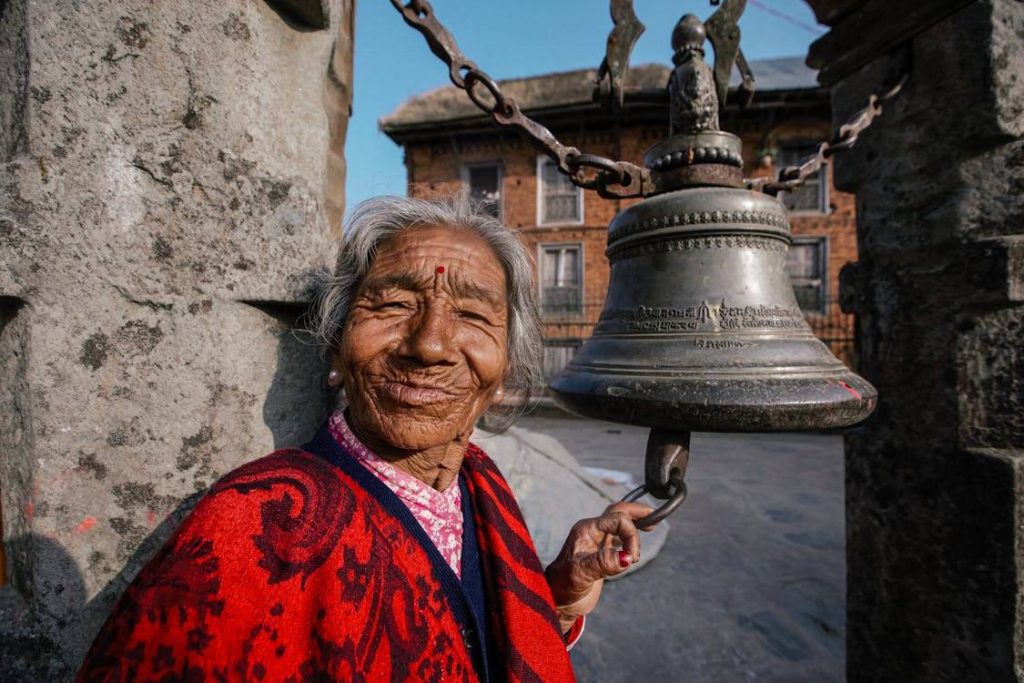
[{"xmin": 544, "ymin": 502, "xmax": 655, "ymax": 633}]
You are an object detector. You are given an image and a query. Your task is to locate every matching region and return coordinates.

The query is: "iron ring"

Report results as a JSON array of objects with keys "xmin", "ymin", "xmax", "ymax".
[{"xmin": 621, "ymin": 475, "xmax": 688, "ymax": 528}]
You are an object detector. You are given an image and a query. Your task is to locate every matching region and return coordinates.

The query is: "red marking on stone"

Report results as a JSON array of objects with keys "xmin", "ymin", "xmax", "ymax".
[
  {"xmin": 23, "ymin": 502, "xmax": 34, "ymax": 519},
  {"xmin": 147, "ymin": 509, "xmax": 157, "ymax": 526},
  {"xmin": 75, "ymin": 516, "xmax": 97, "ymax": 533},
  {"xmin": 838, "ymin": 380, "xmax": 862, "ymax": 400},
  {"xmin": 436, "ymin": 265, "xmax": 445, "ymax": 274}
]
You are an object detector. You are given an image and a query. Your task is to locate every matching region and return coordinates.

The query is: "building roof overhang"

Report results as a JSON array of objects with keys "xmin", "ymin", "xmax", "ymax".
[{"xmin": 380, "ymin": 58, "xmax": 829, "ymax": 145}]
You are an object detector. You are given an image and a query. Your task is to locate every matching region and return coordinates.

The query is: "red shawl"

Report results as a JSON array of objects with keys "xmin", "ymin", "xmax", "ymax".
[{"xmin": 77, "ymin": 429, "xmax": 577, "ymax": 682}]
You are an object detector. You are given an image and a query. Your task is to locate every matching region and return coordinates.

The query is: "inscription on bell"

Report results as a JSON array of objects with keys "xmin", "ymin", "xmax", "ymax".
[
  {"xmin": 719, "ymin": 302, "xmax": 805, "ymax": 330},
  {"xmin": 694, "ymin": 338, "xmax": 752, "ymax": 349},
  {"xmin": 596, "ymin": 299, "xmax": 805, "ymax": 334}
]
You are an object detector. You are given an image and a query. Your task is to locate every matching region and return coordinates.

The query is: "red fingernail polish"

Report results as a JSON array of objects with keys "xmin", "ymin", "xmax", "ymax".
[{"xmin": 617, "ymin": 550, "xmax": 631, "ymax": 568}]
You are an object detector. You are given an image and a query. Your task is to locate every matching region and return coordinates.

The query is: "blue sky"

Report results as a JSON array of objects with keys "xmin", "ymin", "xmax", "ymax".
[{"xmin": 344, "ymin": 1, "xmax": 824, "ymax": 218}]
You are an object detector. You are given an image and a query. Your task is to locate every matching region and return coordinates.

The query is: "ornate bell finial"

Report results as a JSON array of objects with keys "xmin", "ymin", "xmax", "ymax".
[
  {"xmin": 671, "ymin": 14, "xmax": 707, "ymax": 60},
  {"xmin": 669, "ymin": 15, "xmax": 719, "ymax": 134},
  {"xmin": 644, "ymin": 11, "xmax": 742, "ymax": 192}
]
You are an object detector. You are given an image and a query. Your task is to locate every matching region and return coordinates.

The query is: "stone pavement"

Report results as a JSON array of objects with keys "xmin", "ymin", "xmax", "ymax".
[{"xmin": 515, "ymin": 416, "xmax": 845, "ymax": 683}]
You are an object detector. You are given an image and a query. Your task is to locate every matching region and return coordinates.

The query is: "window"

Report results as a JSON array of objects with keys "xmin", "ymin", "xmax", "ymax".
[
  {"xmin": 539, "ymin": 244, "xmax": 583, "ymax": 316},
  {"xmin": 787, "ymin": 237, "xmax": 828, "ymax": 314},
  {"xmin": 777, "ymin": 143, "xmax": 829, "ymax": 213},
  {"xmin": 463, "ymin": 163, "xmax": 502, "ymax": 218},
  {"xmin": 537, "ymin": 157, "xmax": 582, "ymax": 224},
  {"xmin": 542, "ymin": 340, "xmax": 582, "ymax": 382}
]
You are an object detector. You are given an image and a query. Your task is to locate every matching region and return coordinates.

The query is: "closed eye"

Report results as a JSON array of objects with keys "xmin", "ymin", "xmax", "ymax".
[
  {"xmin": 457, "ymin": 309, "xmax": 492, "ymax": 323},
  {"xmin": 375, "ymin": 301, "xmax": 413, "ymax": 311}
]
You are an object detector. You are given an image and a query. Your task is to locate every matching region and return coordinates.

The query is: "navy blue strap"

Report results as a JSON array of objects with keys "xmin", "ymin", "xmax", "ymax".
[{"xmin": 459, "ymin": 476, "xmax": 496, "ymax": 682}]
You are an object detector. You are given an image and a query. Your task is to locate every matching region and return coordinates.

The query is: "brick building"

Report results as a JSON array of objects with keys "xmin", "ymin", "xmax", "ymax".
[{"xmin": 380, "ymin": 58, "xmax": 856, "ymax": 385}]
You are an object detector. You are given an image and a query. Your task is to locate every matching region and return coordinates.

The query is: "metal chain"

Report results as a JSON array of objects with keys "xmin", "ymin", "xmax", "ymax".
[
  {"xmin": 749, "ymin": 75, "xmax": 908, "ymax": 196},
  {"xmin": 390, "ymin": 0, "xmax": 651, "ymax": 198}
]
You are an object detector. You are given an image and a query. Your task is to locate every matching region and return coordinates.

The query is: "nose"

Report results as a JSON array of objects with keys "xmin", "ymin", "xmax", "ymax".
[{"xmin": 399, "ymin": 302, "xmax": 457, "ymax": 366}]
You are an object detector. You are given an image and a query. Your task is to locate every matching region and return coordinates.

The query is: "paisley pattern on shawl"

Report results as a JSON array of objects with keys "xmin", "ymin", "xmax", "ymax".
[
  {"xmin": 77, "ymin": 435, "xmax": 577, "ymax": 683},
  {"xmin": 216, "ymin": 453, "xmax": 354, "ymax": 587},
  {"xmin": 78, "ymin": 449, "xmax": 474, "ymax": 682}
]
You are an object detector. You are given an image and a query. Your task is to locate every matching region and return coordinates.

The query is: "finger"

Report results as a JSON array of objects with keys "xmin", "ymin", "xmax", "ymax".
[
  {"xmin": 576, "ymin": 547, "xmax": 634, "ymax": 583},
  {"xmin": 604, "ymin": 501, "xmax": 655, "ymax": 521},
  {"xmin": 593, "ymin": 510, "xmax": 641, "ymax": 562},
  {"xmin": 606, "ymin": 500, "xmax": 659, "ymax": 531}
]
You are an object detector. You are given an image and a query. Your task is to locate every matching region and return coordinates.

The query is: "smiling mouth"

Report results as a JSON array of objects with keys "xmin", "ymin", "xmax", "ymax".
[{"xmin": 378, "ymin": 380, "xmax": 458, "ymax": 406}]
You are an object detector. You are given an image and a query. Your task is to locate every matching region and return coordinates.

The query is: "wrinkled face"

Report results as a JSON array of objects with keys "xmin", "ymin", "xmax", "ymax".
[{"xmin": 336, "ymin": 225, "xmax": 509, "ymax": 451}]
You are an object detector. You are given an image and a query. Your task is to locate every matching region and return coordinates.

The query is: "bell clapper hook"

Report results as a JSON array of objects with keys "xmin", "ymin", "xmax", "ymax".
[{"xmin": 622, "ymin": 428, "xmax": 691, "ymax": 528}]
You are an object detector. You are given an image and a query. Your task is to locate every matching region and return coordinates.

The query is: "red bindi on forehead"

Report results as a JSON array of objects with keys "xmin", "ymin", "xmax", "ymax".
[{"xmin": 436, "ymin": 265, "xmax": 445, "ymax": 274}]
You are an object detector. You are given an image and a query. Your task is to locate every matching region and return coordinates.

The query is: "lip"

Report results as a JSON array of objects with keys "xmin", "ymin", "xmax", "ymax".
[{"xmin": 378, "ymin": 380, "xmax": 458, "ymax": 406}]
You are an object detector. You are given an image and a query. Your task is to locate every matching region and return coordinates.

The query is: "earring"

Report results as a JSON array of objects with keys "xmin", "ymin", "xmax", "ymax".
[
  {"xmin": 327, "ymin": 369, "xmax": 342, "ymax": 387},
  {"xmin": 492, "ymin": 386, "xmax": 504, "ymax": 404}
]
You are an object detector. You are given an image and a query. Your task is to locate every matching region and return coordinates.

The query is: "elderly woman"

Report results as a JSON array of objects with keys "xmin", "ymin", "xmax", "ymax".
[{"xmin": 78, "ymin": 195, "xmax": 652, "ymax": 682}]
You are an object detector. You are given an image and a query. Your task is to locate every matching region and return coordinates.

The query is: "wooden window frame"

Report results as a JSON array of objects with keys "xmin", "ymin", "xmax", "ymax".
[
  {"xmin": 461, "ymin": 161, "xmax": 504, "ymax": 220},
  {"xmin": 536, "ymin": 156, "xmax": 584, "ymax": 226},
  {"xmin": 777, "ymin": 142, "xmax": 831, "ymax": 215},
  {"xmin": 541, "ymin": 338, "xmax": 584, "ymax": 383},
  {"xmin": 537, "ymin": 242, "xmax": 585, "ymax": 318},
  {"xmin": 788, "ymin": 236, "xmax": 829, "ymax": 315}
]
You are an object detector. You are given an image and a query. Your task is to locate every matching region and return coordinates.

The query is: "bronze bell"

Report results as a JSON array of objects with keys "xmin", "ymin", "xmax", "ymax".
[
  {"xmin": 548, "ymin": 185, "xmax": 877, "ymax": 432},
  {"xmin": 549, "ymin": 13, "xmax": 876, "ymax": 518}
]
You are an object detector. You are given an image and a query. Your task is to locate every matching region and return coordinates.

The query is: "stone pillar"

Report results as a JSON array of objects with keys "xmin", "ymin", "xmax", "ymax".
[
  {"xmin": 808, "ymin": 0, "xmax": 1024, "ymax": 679},
  {"xmin": 0, "ymin": 0, "xmax": 353, "ymax": 675}
]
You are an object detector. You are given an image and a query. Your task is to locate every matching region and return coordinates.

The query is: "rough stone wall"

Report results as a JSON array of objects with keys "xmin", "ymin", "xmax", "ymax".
[
  {"xmin": 0, "ymin": 0, "xmax": 352, "ymax": 675},
  {"xmin": 830, "ymin": 1, "xmax": 1024, "ymax": 679}
]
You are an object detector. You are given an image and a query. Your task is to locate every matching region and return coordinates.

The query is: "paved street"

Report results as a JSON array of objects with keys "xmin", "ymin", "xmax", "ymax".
[{"xmin": 516, "ymin": 416, "xmax": 846, "ymax": 683}]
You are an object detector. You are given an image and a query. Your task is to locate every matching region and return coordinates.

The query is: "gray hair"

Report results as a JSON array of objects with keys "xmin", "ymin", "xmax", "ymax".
[{"xmin": 312, "ymin": 194, "xmax": 543, "ymax": 430}]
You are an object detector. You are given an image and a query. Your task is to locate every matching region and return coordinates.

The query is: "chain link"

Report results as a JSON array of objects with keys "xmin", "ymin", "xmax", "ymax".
[
  {"xmin": 749, "ymin": 75, "xmax": 908, "ymax": 196},
  {"xmin": 390, "ymin": 0, "xmax": 651, "ymax": 198}
]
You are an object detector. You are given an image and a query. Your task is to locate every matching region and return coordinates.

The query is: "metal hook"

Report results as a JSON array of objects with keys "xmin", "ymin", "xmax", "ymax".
[{"xmin": 619, "ymin": 428, "xmax": 691, "ymax": 527}]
